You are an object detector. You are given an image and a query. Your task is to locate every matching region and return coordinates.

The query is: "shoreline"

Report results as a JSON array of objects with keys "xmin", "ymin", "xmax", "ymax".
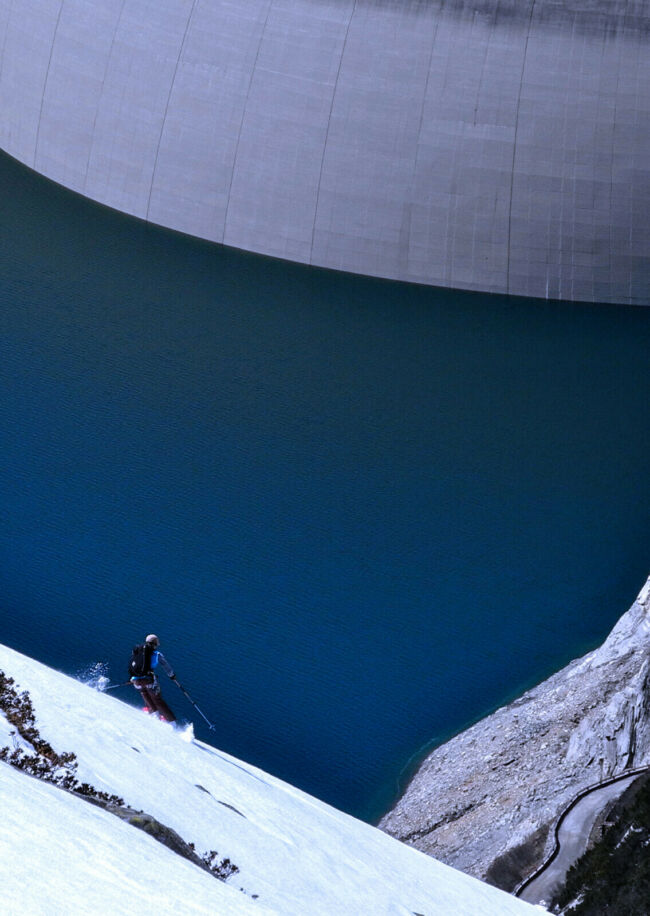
[
  {"xmin": 374, "ymin": 633, "xmax": 620, "ymax": 826},
  {"xmin": 379, "ymin": 574, "xmax": 650, "ymax": 889}
]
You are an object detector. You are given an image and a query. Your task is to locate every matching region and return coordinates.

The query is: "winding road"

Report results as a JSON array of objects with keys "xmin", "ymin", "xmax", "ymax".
[{"xmin": 516, "ymin": 767, "xmax": 650, "ymax": 907}]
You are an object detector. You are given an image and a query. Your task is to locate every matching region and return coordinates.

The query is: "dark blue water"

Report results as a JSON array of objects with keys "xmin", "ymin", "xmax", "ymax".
[{"xmin": 0, "ymin": 150, "xmax": 648, "ymax": 820}]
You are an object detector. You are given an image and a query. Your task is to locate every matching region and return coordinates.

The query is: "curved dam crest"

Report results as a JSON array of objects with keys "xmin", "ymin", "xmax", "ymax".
[{"xmin": 0, "ymin": 0, "xmax": 648, "ymax": 304}]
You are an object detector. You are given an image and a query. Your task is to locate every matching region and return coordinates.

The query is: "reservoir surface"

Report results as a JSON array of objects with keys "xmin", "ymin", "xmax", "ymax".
[{"xmin": 0, "ymin": 150, "xmax": 648, "ymax": 820}]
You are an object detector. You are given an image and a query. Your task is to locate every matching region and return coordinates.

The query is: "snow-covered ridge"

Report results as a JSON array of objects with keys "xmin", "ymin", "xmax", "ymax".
[{"xmin": 0, "ymin": 643, "xmax": 544, "ymax": 915}]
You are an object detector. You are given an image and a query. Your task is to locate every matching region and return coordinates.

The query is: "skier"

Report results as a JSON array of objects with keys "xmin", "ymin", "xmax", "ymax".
[{"xmin": 129, "ymin": 634, "xmax": 177, "ymax": 722}]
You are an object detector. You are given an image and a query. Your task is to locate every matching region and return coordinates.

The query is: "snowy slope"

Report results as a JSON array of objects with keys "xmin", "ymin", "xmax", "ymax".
[
  {"xmin": 1, "ymin": 761, "xmax": 268, "ymax": 916},
  {"xmin": 0, "ymin": 644, "xmax": 545, "ymax": 915}
]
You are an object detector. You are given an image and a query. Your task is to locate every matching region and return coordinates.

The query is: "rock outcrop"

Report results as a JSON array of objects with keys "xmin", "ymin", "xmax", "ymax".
[{"xmin": 380, "ymin": 576, "xmax": 650, "ymax": 891}]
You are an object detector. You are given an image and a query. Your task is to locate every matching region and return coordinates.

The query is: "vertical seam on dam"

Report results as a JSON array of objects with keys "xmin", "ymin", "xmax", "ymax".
[
  {"xmin": 222, "ymin": 0, "xmax": 274, "ymax": 245},
  {"xmin": 0, "ymin": 0, "xmax": 15, "ymax": 93},
  {"xmin": 309, "ymin": 0, "xmax": 358, "ymax": 265},
  {"xmin": 83, "ymin": 0, "xmax": 127, "ymax": 193},
  {"xmin": 506, "ymin": 0, "xmax": 536, "ymax": 296},
  {"xmin": 146, "ymin": 0, "xmax": 199, "ymax": 222},
  {"xmin": 400, "ymin": 14, "xmax": 440, "ymax": 281},
  {"xmin": 608, "ymin": 22, "xmax": 624, "ymax": 300},
  {"xmin": 33, "ymin": 0, "xmax": 65, "ymax": 169}
]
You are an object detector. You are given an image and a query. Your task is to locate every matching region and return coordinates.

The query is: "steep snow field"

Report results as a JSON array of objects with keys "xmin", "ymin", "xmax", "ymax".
[
  {"xmin": 0, "ymin": 762, "xmax": 265, "ymax": 916},
  {"xmin": 0, "ymin": 644, "xmax": 544, "ymax": 914}
]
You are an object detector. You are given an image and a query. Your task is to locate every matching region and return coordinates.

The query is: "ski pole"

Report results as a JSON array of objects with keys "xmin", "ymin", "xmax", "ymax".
[
  {"xmin": 102, "ymin": 681, "xmax": 132, "ymax": 691},
  {"xmin": 172, "ymin": 678, "xmax": 216, "ymax": 730}
]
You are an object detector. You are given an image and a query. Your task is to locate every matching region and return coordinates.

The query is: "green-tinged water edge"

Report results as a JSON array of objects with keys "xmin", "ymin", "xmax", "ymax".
[{"xmin": 0, "ymin": 149, "xmax": 648, "ymax": 820}]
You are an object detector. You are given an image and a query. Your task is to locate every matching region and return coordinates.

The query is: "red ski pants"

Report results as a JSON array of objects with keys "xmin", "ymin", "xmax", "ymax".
[{"xmin": 132, "ymin": 676, "xmax": 176, "ymax": 723}]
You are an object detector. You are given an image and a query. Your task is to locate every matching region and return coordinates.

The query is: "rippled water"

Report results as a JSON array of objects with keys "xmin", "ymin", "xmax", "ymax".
[{"xmin": 0, "ymin": 150, "xmax": 648, "ymax": 820}]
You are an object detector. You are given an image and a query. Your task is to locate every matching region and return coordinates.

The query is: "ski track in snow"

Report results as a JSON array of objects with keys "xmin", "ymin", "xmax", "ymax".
[{"xmin": 0, "ymin": 643, "xmax": 546, "ymax": 915}]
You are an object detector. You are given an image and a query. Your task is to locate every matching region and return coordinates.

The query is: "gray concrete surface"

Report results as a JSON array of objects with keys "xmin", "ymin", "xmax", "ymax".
[
  {"xmin": 520, "ymin": 773, "xmax": 640, "ymax": 907},
  {"xmin": 0, "ymin": 0, "xmax": 648, "ymax": 304}
]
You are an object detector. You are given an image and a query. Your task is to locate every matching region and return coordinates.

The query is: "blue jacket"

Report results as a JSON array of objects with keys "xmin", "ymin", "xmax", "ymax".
[{"xmin": 150, "ymin": 650, "xmax": 174, "ymax": 679}]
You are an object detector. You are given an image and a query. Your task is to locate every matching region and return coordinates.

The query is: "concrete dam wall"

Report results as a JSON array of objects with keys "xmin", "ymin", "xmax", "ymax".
[{"xmin": 0, "ymin": 0, "xmax": 648, "ymax": 304}]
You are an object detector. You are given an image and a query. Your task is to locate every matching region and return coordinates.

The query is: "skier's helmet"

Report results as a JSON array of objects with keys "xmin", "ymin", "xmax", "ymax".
[{"xmin": 145, "ymin": 634, "xmax": 160, "ymax": 648}]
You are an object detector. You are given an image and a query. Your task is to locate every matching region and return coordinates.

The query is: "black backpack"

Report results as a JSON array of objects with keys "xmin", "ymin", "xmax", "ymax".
[{"xmin": 128, "ymin": 643, "xmax": 153, "ymax": 678}]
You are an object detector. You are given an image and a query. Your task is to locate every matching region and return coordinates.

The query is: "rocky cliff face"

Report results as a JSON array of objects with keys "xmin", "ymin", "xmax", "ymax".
[{"xmin": 379, "ymin": 576, "xmax": 650, "ymax": 890}]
